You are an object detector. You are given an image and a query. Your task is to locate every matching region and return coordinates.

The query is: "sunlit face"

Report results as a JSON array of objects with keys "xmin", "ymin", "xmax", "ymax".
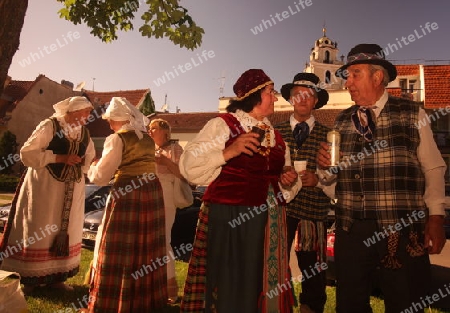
[
  {"xmin": 148, "ymin": 122, "xmax": 169, "ymax": 146},
  {"xmin": 65, "ymin": 107, "xmax": 93, "ymax": 126},
  {"xmin": 344, "ymin": 64, "xmax": 381, "ymax": 106},
  {"xmin": 250, "ymin": 84, "xmax": 278, "ymax": 120},
  {"xmin": 290, "ymin": 86, "xmax": 317, "ymax": 121}
]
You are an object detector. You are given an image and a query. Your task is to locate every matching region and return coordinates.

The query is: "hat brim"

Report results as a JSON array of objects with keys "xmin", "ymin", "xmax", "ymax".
[
  {"xmin": 336, "ymin": 59, "xmax": 397, "ymax": 82},
  {"xmin": 280, "ymin": 83, "xmax": 329, "ymax": 110}
]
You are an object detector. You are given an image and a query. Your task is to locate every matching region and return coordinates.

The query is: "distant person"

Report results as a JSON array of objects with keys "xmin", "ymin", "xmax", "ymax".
[
  {"xmin": 0, "ymin": 96, "xmax": 95, "ymax": 294},
  {"xmin": 84, "ymin": 97, "xmax": 167, "ymax": 312},
  {"xmin": 275, "ymin": 73, "xmax": 331, "ymax": 313},
  {"xmin": 179, "ymin": 69, "xmax": 299, "ymax": 312},
  {"xmin": 317, "ymin": 43, "xmax": 447, "ymax": 313},
  {"xmin": 148, "ymin": 118, "xmax": 185, "ymax": 303}
]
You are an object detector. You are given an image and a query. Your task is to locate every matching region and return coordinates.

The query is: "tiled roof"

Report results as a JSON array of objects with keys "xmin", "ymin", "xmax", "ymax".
[
  {"xmin": 149, "ymin": 112, "xmax": 220, "ymax": 132},
  {"xmin": 423, "ymin": 65, "xmax": 450, "ymax": 109},
  {"xmin": 2, "ymin": 74, "xmax": 45, "ymax": 103},
  {"xmin": 395, "ymin": 65, "xmax": 420, "ymax": 76},
  {"xmin": 83, "ymin": 89, "xmax": 149, "ymax": 107},
  {"xmin": 386, "ymin": 87, "xmax": 403, "ymax": 98},
  {"xmin": 86, "ymin": 104, "xmax": 112, "ymax": 138},
  {"xmin": 149, "ymin": 109, "xmax": 342, "ymax": 133}
]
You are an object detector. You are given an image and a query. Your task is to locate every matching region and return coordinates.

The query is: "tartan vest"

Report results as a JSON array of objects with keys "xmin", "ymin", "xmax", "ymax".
[
  {"xmin": 45, "ymin": 118, "xmax": 90, "ymax": 182},
  {"xmin": 115, "ymin": 131, "xmax": 156, "ymax": 183},
  {"xmin": 202, "ymin": 113, "xmax": 287, "ymax": 207},
  {"xmin": 334, "ymin": 97, "xmax": 426, "ymax": 231},
  {"xmin": 275, "ymin": 120, "xmax": 331, "ymax": 221}
]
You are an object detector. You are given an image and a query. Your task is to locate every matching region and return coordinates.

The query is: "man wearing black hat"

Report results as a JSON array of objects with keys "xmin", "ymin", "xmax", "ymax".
[
  {"xmin": 317, "ymin": 44, "xmax": 447, "ymax": 313},
  {"xmin": 275, "ymin": 73, "xmax": 331, "ymax": 313}
]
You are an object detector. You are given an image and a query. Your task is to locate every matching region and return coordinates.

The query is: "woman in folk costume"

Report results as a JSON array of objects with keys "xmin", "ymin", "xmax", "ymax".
[
  {"xmin": 0, "ymin": 96, "xmax": 95, "ymax": 294},
  {"xmin": 84, "ymin": 97, "xmax": 167, "ymax": 312},
  {"xmin": 179, "ymin": 69, "xmax": 300, "ymax": 313},
  {"xmin": 148, "ymin": 118, "xmax": 186, "ymax": 303}
]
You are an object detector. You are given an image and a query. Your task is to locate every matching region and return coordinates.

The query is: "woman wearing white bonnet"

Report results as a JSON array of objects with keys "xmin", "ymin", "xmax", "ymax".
[
  {"xmin": 85, "ymin": 97, "xmax": 168, "ymax": 311},
  {"xmin": 0, "ymin": 96, "xmax": 96, "ymax": 294}
]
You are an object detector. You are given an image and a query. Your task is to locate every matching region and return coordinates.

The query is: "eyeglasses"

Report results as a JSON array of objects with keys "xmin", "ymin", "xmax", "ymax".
[{"xmin": 263, "ymin": 87, "xmax": 278, "ymax": 95}]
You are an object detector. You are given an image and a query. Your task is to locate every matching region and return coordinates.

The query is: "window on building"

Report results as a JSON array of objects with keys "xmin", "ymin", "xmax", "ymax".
[
  {"xmin": 399, "ymin": 79, "xmax": 407, "ymax": 92},
  {"xmin": 409, "ymin": 80, "xmax": 416, "ymax": 93},
  {"xmin": 325, "ymin": 71, "xmax": 331, "ymax": 84},
  {"xmin": 324, "ymin": 51, "xmax": 330, "ymax": 64}
]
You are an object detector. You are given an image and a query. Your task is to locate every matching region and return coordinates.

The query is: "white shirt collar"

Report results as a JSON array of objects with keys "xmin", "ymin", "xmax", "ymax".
[{"xmin": 289, "ymin": 114, "xmax": 315, "ymax": 131}]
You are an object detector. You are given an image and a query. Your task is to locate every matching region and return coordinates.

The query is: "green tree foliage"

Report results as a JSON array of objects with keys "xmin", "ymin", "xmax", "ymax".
[
  {"xmin": 140, "ymin": 91, "xmax": 156, "ymax": 116},
  {"xmin": 0, "ymin": 131, "xmax": 19, "ymax": 174},
  {"xmin": 57, "ymin": 0, "xmax": 204, "ymax": 50}
]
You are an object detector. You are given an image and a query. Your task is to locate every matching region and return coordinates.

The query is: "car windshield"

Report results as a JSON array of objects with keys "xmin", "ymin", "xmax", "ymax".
[{"xmin": 85, "ymin": 185, "xmax": 101, "ymax": 198}]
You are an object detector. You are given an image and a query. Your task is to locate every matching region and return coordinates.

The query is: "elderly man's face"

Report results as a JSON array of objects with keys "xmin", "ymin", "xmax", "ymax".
[
  {"xmin": 290, "ymin": 85, "xmax": 317, "ymax": 120},
  {"xmin": 344, "ymin": 64, "xmax": 382, "ymax": 106},
  {"xmin": 65, "ymin": 107, "xmax": 92, "ymax": 126}
]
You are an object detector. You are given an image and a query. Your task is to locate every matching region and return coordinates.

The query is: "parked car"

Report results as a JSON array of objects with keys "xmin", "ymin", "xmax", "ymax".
[
  {"xmin": 84, "ymin": 184, "xmax": 111, "ymax": 214},
  {"xmin": 0, "ymin": 184, "xmax": 110, "ymax": 235},
  {"xmin": 82, "ymin": 208, "xmax": 104, "ymax": 248},
  {"xmin": 0, "ymin": 204, "xmax": 12, "ymax": 232},
  {"xmin": 81, "ymin": 185, "xmax": 207, "ymax": 255},
  {"xmin": 444, "ymin": 208, "xmax": 450, "ymax": 239}
]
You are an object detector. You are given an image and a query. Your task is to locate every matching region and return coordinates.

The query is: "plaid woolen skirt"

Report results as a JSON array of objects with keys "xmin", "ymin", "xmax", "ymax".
[
  {"xmin": 87, "ymin": 178, "xmax": 167, "ymax": 312},
  {"xmin": 181, "ymin": 187, "xmax": 295, "ymax": 312}
]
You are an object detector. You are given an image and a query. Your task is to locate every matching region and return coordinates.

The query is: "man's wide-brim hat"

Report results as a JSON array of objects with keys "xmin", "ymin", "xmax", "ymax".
[
  {"xmin": 336, "ymin": 43, "xmax": 397, "ymax": 82},
  {"xmin": 280, "ymin": 73, "xmax": 329, "ymax": 109},
  {"xmin": 233, "ymin": 69, "xmax": 273, "ymax": 100}
]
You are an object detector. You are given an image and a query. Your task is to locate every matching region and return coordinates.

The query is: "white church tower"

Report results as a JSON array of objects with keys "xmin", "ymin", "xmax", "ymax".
[
  {"xmin": 219, "ymin": 27, "xmax": 354, "ymax": 111},
  {"xmin": 304, "ymin": 27, "xmax": 345, "ymax": 90}
]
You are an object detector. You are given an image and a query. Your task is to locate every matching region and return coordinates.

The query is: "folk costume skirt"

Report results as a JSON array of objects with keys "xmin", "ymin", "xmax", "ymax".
[
  {"xmin": 87, "ymin": 178, "xmax": 167, "ymax": 312},
  {"xmin": 181, "ymin": 186, "xmax": 295, "ymax": 313},
  {"xmin": 0, "ymin": 167, "xmax": 84, "ymax": 285}
]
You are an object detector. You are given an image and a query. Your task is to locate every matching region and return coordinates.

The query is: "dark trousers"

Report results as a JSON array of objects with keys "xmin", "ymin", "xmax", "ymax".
[
  {"xmin": 335, "ymin": 219, "xmax": 431, "ymax": 313},
  {"xmin": 287, "ymin": 216, "xmax": 327, "ymax": 313}
]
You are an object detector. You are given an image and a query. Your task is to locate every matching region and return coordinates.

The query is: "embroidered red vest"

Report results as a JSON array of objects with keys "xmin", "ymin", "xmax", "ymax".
[{"xmin": 202, "ymin": 113, "xmax": 286, "ymax": 207}]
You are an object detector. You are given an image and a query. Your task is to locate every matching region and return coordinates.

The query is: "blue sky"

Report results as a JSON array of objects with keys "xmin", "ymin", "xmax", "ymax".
[{"xmin": 8, "ymin": 0, "xmax": 450, "ymax": 113}]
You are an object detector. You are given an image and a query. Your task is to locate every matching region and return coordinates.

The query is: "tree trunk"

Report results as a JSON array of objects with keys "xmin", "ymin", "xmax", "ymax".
[{"xmin": 0, "ymin": 0, "xmax": 28, "ymax": 97}]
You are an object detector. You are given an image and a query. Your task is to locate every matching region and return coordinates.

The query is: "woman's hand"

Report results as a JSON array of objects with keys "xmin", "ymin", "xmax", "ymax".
[
  {"xmin": 56, "ymin": 154, "xmax": 83, "ymax": 165},
  {"xmin": 223, "ymin": 132, "xmax": 260, "ymax": 161}
]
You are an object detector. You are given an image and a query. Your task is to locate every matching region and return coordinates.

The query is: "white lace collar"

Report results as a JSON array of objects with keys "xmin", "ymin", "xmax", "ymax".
[{"xmin": 230, "ymin": 110, "xmax": 275, "ymax": 147}]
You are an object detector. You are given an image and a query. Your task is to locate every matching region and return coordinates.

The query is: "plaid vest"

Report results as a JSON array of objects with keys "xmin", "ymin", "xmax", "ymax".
[
  {"xmin": 275, "ymin": 120, "xmax": 331, "ymax": 221},
  {"xmin": 334, "ymin": 97, "xmax": 426, "ymax": 231}
]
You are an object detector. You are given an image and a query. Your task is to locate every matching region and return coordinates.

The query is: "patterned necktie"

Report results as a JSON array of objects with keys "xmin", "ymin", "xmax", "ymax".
[
  {"xmin": 351, "ymin": 107, "xmax": 376, "ymax": 142},
  {"xmin": 293, "ymin": 121, "xmax": 310, "ymax": 149}
]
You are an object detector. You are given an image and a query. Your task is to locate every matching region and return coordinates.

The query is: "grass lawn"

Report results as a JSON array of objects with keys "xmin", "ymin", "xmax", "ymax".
[
  {"xmin": 18, "ymin": 248, "xmax": 447, "ymax": 312},
  {"xmin": 0, "ymin": 194, "xmax": 13, "ymax": 201}
]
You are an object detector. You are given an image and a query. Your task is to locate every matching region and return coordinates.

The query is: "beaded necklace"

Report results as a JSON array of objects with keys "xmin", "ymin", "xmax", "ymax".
[{"xmin": 256, "ymin": 123, "xmax": 271, "ymax": 157}]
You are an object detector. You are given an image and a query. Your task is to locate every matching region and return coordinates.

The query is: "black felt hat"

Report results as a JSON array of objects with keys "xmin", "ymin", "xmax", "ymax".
[
  {"xmin": 280, "ymin": 73, "xmax": 329, "ymax": 109},
  {"xmin": 336, "ymin": 43, "xmax": 397, "ymax": 82}
]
